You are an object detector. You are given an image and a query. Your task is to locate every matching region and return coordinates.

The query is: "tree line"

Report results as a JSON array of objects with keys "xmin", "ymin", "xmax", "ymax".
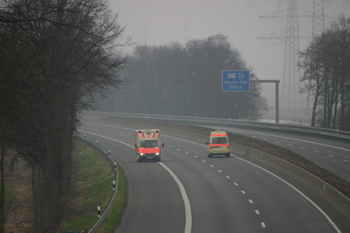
[
  {"xmin": 0, "ymin": 0, "xmax": 127, "ymax": 232},
  {"xmin": 108, "ymin": 34, "xmax": 268, "ymax": 119},
  {"xmin": 300, "ymin": 15, "xmax": 350, "ymax": 130}
]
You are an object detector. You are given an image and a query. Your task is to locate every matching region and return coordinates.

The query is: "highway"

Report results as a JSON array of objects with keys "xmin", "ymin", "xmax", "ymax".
[
  {"xmin": 213, "ymin": 126, "xmax": 350, "ymax": 182},
  {"xmin": 78, "ymin": 119, "xmax": 350, "ymax": 233}
]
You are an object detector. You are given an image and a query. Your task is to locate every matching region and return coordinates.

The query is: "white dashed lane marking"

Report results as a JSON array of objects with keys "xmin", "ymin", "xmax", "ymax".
[{"xmin": 169, "ymin": 146, "xmax": 268, "ymax": 231}]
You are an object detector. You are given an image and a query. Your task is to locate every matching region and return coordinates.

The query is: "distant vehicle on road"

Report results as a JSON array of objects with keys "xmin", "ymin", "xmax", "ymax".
[
  {"xmin": 135, "ymin": 129, "xmax": 164, "ymax": 162},
  {"xmin": 206, "ymin": 129, "xmax": 230, "ymax": 158}
]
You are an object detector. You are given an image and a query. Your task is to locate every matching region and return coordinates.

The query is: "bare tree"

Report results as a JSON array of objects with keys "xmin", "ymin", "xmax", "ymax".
[
  {"xmin": 118, "ymin": 34, "xmax": 267, "ymax": 119},
  {"xmin": 0, "ymin": 0, "xmax": 128, "ymax": 232},
  {"xmin": 300, "ymin": 15, "xmax": 350, "ymax": 129}
]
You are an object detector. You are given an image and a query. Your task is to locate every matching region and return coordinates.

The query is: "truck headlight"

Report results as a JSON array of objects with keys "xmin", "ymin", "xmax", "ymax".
[
  {"xmin": 155, "ymin": 152, "xmax": 159, "ymax": 155},
  {"xmin": 140, "ymin": 153, "xmax": 144, "ymax": 156}
]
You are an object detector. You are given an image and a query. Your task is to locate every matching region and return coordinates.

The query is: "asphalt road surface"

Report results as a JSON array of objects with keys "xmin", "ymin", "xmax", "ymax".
[
  {"xmin": 78, "ymin": 120, "xmax": 350, "ymax": 233},
  {"xmin": 214, "ymin": 126, "xmax": 350, "ymax": 182}
]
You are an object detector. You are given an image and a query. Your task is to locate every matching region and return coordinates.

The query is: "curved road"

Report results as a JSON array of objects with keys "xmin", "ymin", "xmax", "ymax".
[{"xmin": 78, "ymin": 120, "xmax": 350, "ymax": 233}]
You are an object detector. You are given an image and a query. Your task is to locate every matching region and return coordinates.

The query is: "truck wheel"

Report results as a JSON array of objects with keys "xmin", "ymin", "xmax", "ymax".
[
  {"xmin": 137, "ymin": 154, "xmax": 142, "ymax": 162},
  {"xmin": 208, "ymin": 154, "xmax": 213, "ymax": 158},
  {"xmin": 226, "ymin": 153, "xmax": 230, "ymax": 157}
]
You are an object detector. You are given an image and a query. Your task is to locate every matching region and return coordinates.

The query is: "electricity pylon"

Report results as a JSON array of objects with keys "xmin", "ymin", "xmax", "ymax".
[
  {"xmin": 306, "ymin": 0, "xmax": 325, "ymax": 113},
  {"xmin": 259, "ymin": 0, "xmax": 310, "ymax": 110},
  {"xmin": 281, "ymin": 0, "xmax": 302, "ymax": 109},
  {"xmin": 312, "ymin": 0, "xmax": 325, "ymax": 39}
]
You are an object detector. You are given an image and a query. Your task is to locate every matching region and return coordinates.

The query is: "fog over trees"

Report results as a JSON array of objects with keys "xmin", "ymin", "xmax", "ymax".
[
  {"xmin": 104, "ymin": 34, "xmax": 268, "ymax": 119},
  {"xmin": 0, "ymin": 0, "xmax": 348, "ymax": 232},
  {"xmin": 0, "ymin": 0, "xmax": 127, "ymax": 232},
  {"xmin": 300, "ymin": 15, "xmax": 350, "ymax": 130}
]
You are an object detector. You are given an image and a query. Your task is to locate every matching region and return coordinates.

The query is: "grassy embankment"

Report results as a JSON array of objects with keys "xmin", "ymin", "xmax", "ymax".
[{"xmin": 63, "ymin": 140, "xmax": 127, "ymax": 232}]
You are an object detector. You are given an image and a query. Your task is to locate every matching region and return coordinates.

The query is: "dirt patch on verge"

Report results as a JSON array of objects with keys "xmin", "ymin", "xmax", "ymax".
[{"xmin": 4, "ymin": 156, "xmax": 35, "ymax": 233}]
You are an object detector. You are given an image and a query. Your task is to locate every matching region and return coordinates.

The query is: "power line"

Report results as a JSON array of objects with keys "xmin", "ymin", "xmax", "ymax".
[{"xmin": 258, "ymin": 0, "xmax": 311, "ymax": 110}]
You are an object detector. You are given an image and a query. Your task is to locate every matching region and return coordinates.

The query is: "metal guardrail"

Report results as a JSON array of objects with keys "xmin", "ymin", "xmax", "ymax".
[
  {"xmin": 82, "ymin": 111, "xmax": 350, "ymax": 141},
  {"xmin": 77, "ymin": 137, "xmax": 119, "ymax": 233}
]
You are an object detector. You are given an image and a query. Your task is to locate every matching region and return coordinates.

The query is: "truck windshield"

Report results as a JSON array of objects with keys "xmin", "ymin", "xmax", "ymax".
[
  {"xmin": 140, "ymin": 140, "xmax": 158, "ymax": 148},
  {"xmin": 211, "ymin": 137, "xmax": 228, "ymax": 144}
]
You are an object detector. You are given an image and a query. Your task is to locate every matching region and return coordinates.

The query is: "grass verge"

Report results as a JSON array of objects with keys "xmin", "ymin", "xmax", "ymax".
[
  {"xmin": 97, "ymin": 167, "xmax": 126, "ymax": 233},
  {"xmin": 4, "ymin": 182, "xmax": 15, "ymax": 214},
  {"xmin": 63, "ymin": 140, "xmax": 127, "ymax": 233}
]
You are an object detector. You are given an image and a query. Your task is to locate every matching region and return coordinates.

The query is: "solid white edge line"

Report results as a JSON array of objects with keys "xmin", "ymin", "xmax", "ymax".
[
  {"xmin": 79, "ymin": 130, "xmax": 134, "ymax": 148},
  {"xmin": 159, "ymin": 162, "xmax": 192, "ymax": 233},
  {"xmin": 234, "ymin": 155, "xmax": 342, "ymax": 233},
  {"xmin": 230, "ymin": 128, "xmax": 350, "ymax": 152},
  {"xmin": 163, "ymin": 132, "xmax": 342, "ymax": 232},
  {"xmin": 81, "ymin": 125, "xmax": 342, "ymax": 233},
  {"xmin": 79, "ymin": 130, "xmax": 192, "ymax": 233}
]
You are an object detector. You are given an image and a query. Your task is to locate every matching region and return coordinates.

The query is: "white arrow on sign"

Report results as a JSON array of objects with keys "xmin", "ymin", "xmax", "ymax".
[{"xmin": 227, "ymin": 73, "xmax": 236, "ymax": 79}]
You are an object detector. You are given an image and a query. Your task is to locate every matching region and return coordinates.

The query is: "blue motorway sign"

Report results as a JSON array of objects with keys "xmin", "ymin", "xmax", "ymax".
[{"xmin": 222, "ymin": 70, "xmax": 250, "ymax": 92}]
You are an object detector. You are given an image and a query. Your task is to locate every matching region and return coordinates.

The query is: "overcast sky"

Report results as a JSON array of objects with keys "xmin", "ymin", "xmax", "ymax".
[{"xmin": 108, "ymin": 0, "xmax": 349, "ymax": 107}]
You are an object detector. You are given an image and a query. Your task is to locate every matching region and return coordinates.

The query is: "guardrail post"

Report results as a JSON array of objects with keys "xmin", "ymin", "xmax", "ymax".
[
  {"xmin": 113, "ymin": 180, "xmax": 116, "ymax": 190},
  {"xmin": 96, "ymin": 140, "xmax": 99, "ymax": 146},
  {"xmin": 97, "ymin": 206, "xmax": 101, "ymax": 218},
  {"xmin": 114, "ymin": 162, "xmax": 117, "ymax": 170}
]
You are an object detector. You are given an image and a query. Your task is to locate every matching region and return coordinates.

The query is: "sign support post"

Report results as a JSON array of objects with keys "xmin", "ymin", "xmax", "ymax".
[
  {"xmin": 251, "ymin": 80, "xmax": 280, "ymax": 124},
  {"xmin": 222, "ymin": 70, "xmax": 280, "ymax": 124}
]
